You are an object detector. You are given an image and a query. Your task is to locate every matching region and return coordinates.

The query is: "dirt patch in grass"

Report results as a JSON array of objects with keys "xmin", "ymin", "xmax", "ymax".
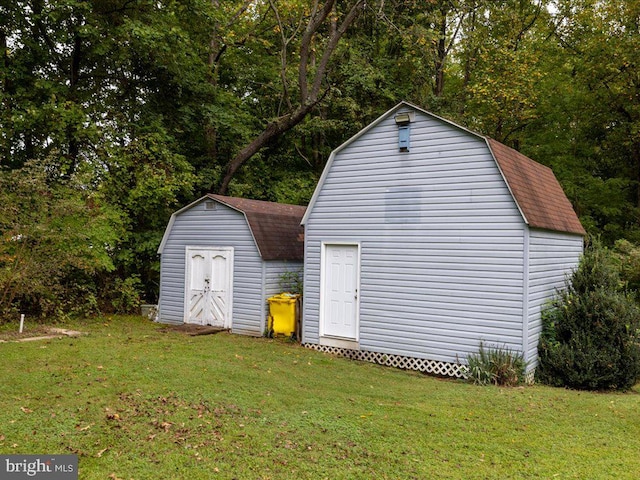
[
  {"xmin": 0, "ymin": 325, "xmax": 54, "ymax": 342},
  {"xmin": 157, "ymin": 324, "xmax": 228, "ymax": 336},
  {"xmin": 0, "ymin": 326, "xmax": 85, "ymax": 342}
]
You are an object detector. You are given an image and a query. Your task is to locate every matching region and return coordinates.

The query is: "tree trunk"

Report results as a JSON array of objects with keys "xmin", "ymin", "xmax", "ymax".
[
  {"xmin": 434, "ymin": 5, "xmax": 447, "ymax": 97},
  {"xmin": 1, "ymin": 28, "xmax": 9, "ymax": 164},
  {"xmin": 463, "ymin": 5, "xmax": 477, "ymax": 89},
  {"xmin": 205, "ymin": 0, "xmax": 221, "ymax": 162},
  {"xmin": 66, "ymin": 32, "xmax": 81, "ymax": 174},
  {"xmin": 215, "ymin": 0, "xmax": 365, "ymax": 194},
  {"xmin": 218, "ymin": 104, "xmax": 315, "ymax": 194}
]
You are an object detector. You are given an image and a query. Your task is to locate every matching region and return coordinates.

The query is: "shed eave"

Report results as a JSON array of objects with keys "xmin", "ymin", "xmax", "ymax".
[
  {"xmin": 157, "ymin": 195, "xmax": 211, "ymax": 254},
  {"xmin": 157, "ymin": 195, "xmax": 266, "ymax": 257},
  {"xmin": 483, "ymin": 137, "xmax": 530, "ymax": 229},
  {"xmin": 240, "ymin": 213, "xmax": 264, "ymax": 259}
]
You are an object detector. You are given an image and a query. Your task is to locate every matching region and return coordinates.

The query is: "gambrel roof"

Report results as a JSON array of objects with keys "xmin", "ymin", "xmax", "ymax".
[
  {"xmin": 487, "ymin": 139, "xmax": 585, "ymax": 235},
  {"xmin": 206, "ymin": 194, "xmax": 306, "ymax": 261},
  {"xmin": 302, "ymin": 101, "xmax": 585, "ymax": 236},
  {"xmin": 158, "ymin": 194, "xmax": 306, "ymax": 261}
]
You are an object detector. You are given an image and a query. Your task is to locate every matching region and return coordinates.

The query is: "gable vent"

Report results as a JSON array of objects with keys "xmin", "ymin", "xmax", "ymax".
[
  {"xmin": 204, "ymin": 200, "xmax": 217, "ymax": 211},
  {"xmin": 395, "ymin": 111, "xmax": 414, "ymax": 152}
]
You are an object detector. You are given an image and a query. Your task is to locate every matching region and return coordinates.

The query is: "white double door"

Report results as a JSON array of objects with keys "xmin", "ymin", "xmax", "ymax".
[{"xmin": 185, "ymin": 247, "xmax": 233, "ymax": 327}]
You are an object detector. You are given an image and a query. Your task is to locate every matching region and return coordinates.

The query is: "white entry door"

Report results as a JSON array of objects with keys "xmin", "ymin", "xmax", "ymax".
[
  {"xmin": 185, "ymin": 247, "xmax": 233, "ymax": 327},
  {"xmin": 321, "ymin": 244, "xmax": 359, "ymax": 339}
]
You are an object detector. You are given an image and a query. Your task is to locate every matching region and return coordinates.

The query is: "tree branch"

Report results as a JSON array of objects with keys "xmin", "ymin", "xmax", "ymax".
[
  {"xmin": 216, "ymin": 1, "xmax": 365, "ymax": 194},
  {"xmin": 299, "ymin": 0, "xmax": 336, "ymax": 101},
  {"xmin": 310, "ymin": 0, "xmax": 365, "ymax": 101}
]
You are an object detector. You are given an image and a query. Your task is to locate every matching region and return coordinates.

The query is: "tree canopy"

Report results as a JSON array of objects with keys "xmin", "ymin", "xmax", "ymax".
[{"xmin": 2, "ymin": 0, "xmax": 640, "ymax": 316}]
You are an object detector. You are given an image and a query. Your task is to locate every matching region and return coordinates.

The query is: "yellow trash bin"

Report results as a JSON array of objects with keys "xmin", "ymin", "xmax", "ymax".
[{"xmin": 268, "ymin": 293, "xmax": 300, "ymax": 337}]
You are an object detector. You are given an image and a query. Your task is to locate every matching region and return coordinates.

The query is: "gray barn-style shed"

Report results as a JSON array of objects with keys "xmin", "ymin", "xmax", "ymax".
[
  {"xmin": 157, "ymin": 194, "xmax": 305, "ymax": 336},
  {"xmin": 301, "ymin": 102, "xmax": 585, "ymax": 377}
]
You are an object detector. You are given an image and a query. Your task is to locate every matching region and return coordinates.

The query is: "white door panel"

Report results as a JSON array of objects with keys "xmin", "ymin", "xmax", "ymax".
[{"xmin": 322, "ymin": 244, "xmax": 359, "ymax": 339}]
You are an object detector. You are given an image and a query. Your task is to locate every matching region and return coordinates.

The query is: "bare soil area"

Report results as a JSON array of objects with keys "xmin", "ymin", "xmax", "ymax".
[
  {"xmin": 0, "ymin": 327, "xmax": 85, "ymax": 342},
  {"xmin": 157, "ymin": 324, "xmax": 228, "ymax": 336}
]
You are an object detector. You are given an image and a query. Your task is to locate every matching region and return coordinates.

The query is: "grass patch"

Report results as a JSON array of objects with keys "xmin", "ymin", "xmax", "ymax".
[{"xmin": 1, "ymin": 315, "xmax": 639, "ymax": 479}]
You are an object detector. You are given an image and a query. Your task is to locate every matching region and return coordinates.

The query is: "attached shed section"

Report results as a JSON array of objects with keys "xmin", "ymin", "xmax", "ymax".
[
  {"xmin": 301, "ymin": 102, "xmax": 585, "ymax": 376},
  {"xmin": 157, "ymin": 194, "xmax": 305, "ymax": 336}
]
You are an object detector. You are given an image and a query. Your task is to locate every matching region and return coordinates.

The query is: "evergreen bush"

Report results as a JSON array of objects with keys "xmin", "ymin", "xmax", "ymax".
[{"xmin": 537, "ymin": 240, "xmax": 640, "ymax": 391}]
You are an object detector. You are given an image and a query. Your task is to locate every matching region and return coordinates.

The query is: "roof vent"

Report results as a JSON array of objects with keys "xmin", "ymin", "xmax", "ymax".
[
  {"xmin": 204, "ymin": 200, "xmax": 217, "ymax": 211},
  {"xmin": 395, "ymin": 111, "xmax": 414, "ymax": 152}
]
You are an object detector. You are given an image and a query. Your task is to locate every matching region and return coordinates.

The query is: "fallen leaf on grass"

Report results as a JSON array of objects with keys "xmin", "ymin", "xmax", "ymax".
[
  {"xmin": 96, "ymin": 448, "xmax": 108, "ymax": 457},
  {"xmin": 76, "ymin": 423, "xmax": 93, "ymax": 431},
  {"xmin": 105, "ymin": 410, "xmax": 120, "ymax": 421},
  {"xmin": 20, "ymin": 407, "xmax": 33, "ymax": 414}
]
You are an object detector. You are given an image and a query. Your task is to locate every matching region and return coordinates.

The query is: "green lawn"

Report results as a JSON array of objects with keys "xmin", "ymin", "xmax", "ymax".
[{"xmin": 1, "ymin": 316, "xmax": 638, "ymax": 479}]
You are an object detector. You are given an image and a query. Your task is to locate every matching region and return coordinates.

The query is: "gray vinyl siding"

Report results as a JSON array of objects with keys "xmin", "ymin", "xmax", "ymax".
[
  {"xmin": 303, "ymin": 111, "xmax": 527, "ymax": 364},
  {"xmin": 526, "ymin": 230, "xmax": 583, "ymax": 367},
  {"xmin": 264, "ymin": 261, "xmax": 303, "ymax": 297},
  {"xmin": 158, "ymin": 200, "xmax": 264, "ymax": 335},
  {"xmin": 263, "ymin": 260, "xmax": 303, "ymax": 328}
]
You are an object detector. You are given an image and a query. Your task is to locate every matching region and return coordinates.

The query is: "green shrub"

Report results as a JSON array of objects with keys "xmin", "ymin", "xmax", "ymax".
[
  {"xmin": 466, "ymin": 343, "xmax": 526, "ymax": 387},
  {"xmin": 278, "ymin": 269, "xmax": 303, "ymax": 295},
  {"xmin": 537, "ymin": 239, "xmax": 640, "ymax": 391},
  {"xmin": 109, "ymin": 275, "xmax": 143, "ymax": 314}
]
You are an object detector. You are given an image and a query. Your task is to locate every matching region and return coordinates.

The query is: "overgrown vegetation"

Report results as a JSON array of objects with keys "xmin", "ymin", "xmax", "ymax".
[
  {"xmin": 0, "ymin": 316, "xmax": 639, "ymax": 479},
  {"xmin": 278, "ymin": 269, "xmax": 303, "ymax": 295},
  {"xmin": 466, "ymin": 342, "xmax": 526, "ymax": 386},
  {"xmin": 537, "ymin": 240, "xmax": 640, "ymax": 391},
  {"xmin": 613, "ymin": 239, "xmax": 640, "ymax": 293},
  {"xmin": 0, "ymin": 161, "xmax": 122, "ymax": 321}
]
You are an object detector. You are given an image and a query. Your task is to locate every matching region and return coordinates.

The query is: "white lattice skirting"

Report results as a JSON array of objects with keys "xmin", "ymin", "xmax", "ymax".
[
  {"xmin": 524, "ymin": 369, "xmax": 535, "ymax": 385},
  {"xmin": 303, "ymin": 343, "xmax": 469, "ymax": 379}
]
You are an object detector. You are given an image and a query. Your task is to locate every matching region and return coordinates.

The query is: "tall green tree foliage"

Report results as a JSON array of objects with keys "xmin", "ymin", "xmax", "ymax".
[
  {"xmin": 456, "ymin": 0, "xmax": 548, "ymax": 144},
  {"xmin": 522, "ymin": 0, "xmax": 640, "ymax": 241},
  {"xmin": 4, "ymin": 0, "xmax": 640, "ymax": 314},
  {"xmin": 1, "ymin": 0, "xmax": 217, "ymax": 304},
  {"xmin": 215, "ymin": 0, "xmax": 367, "ymax": 194}
]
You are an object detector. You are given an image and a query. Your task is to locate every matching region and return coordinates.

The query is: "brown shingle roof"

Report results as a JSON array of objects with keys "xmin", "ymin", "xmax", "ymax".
[
  {"xmin": 207, "ymin": 194, "xmax": 306, "ymax": 261},
  {"xmin": 487, "ymin": 139, "xmax": 585, "ymax": 236}
]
